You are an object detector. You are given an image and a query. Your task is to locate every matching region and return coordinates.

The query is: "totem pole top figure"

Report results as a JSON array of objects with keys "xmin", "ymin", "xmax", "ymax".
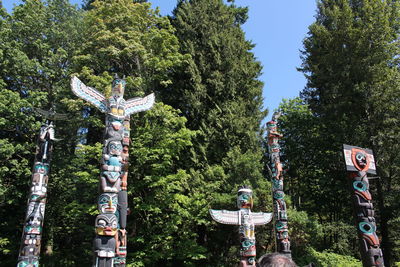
[
  {"xmin": 343, "ymin": 144, "xmax": 376, "ymax": 175},
  {"xmin": 71, "ymin": 75, "xmax": 155, "ymax": 118},
  {"xmin": 266, "ymin": 112, "xmax": 282, "ymax": 138}
]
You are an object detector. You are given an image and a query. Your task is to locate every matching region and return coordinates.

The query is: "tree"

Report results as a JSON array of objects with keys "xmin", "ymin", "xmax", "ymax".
[
  {"xmin": 286, "ymin": 0, "xmax": 400, "ymax": 264},
  {"xmin": 0, "ymin": 0, "xmax": 83, "ymax": 265},
  {"xmin": 169, "ymin": 1, "xmax": 271, "ymax": 265},
  {"xmin": 278, "ymin": 98, "xmax": 359, "ymax": 260}
]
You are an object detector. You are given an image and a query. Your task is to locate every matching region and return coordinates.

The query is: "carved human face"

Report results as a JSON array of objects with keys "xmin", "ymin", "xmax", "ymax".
[
  {"xmin": 98, "ymin": 193, "xmax": 118, "ymax": 214},
  {"xmin": 267, "ymin": 120, "xmax": 277, "ymax": 133},
  {"xmin": 355, "ymin": 151, "xmax": 367, "ymax": 168},
  {"xmin": 95, "ymin": 214, "xmax": 118, "ymax": 236},
  {"xmin": 26, "ymin": 203, "xmax": 45, "ymax": 221},
  {"xmin": 237, "ymin": 188, "xmax": 253, "ymax": 209},
  {"xmin": 34, "ymin": 163, "xmax": 49, "ymax": 175},
  {"xmin": 108, "ymin": 141, "xmax": 123, "ymax": 156}
]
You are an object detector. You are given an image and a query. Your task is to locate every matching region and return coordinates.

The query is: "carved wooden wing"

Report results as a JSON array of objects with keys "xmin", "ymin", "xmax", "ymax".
[
  {"xmin": 252, "ymin": 212, "xmax": 273, "ymax": 226},
  {"xmin": 71, "ymin": 76, "xmax": 107, "ymax": 113},
  {"xmin": 209, "ymin": 209, "xmax": 240, "ymax": 225},
  {"xmin": 125, "ymin": 93, "xmax": 155, "ymax": 116}
]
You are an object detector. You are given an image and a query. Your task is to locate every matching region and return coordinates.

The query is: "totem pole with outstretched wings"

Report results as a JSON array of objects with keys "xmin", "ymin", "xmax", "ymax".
[
  {"xmin": 71, "ymin": 76, "xmax": 155, "ymax": 267},
  {"xmin": 210, "ymin": 186, "xmax": 272, "ymax": 266}
]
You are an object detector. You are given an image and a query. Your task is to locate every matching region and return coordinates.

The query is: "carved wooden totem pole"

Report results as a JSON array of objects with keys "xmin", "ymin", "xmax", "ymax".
[
  {"xmin": 210, "ymin": 186, "xmax": 272, "ymax": 266},
  {"xmin": 266, "ymin": 112, "xmax": 291, "ymax": 257},
  {"xmin": 343, "ymin": 145, "xmax": 384, "ymax": 267},
  {"xmin": 17, "ymin": 109, "xmax": 66, "ymax": 267},
  {"xmin": 71, "ymin": 76, "xmax": 155, "ymax": 267}
]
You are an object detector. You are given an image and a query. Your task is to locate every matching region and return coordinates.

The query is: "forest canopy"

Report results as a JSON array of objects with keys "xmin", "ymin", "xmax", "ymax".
[{"xmin": 1, "ymin": 0, "xmax": 400, "ymax": 266}]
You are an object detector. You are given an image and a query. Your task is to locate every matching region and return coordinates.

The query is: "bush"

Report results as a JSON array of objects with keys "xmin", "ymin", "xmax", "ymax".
[{"xmin": 297, "ymin": 247, "xmax": 362, "ymax": 267}]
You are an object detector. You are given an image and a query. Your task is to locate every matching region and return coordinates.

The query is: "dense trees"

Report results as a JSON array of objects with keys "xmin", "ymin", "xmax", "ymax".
[
  {"xmin": 0, "ymin": 0, "xmax": 270, "ymax": 266},
  {"xmin": 167, "ymin": 1, "xmax": 271, "ymax": 265},
  {"xmin": 2, "ymin": 0, "xmax": 400, "ymax": 266},
  {"xmin": 279, "ymin": 0, "xmax": 400, "ymax": 265},
  {"xmin": 0, "ymin": 0, "xmax": 84, "ymax": 265}
]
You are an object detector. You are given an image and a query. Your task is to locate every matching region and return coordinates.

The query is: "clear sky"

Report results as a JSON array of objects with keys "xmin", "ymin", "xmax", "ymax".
[{"xmin": 3, "ymin": 0, "xmax": 317, "ymax": 120}]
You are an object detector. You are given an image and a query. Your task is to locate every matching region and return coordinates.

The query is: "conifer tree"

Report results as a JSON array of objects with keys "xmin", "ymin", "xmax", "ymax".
[
  {"xmin": 281, "ymin": 0, "xmax": 400, "ymax": 264},
  {"xmin": 170, "ymin": 1, "xmax": 271, "ymax": 265},
  {"xmin": 0, "ymin": 0, "xmax": 84, "ymax": 264}
]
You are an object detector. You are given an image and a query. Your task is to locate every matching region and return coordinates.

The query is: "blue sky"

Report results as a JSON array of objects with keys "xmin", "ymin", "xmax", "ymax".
[{"xmin": 3, "ymin": 0, "xmax": 317, "ymax": 119}]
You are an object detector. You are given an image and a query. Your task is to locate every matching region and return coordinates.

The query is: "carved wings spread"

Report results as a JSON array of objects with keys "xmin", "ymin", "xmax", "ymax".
[
  {"xmin": 209, "ymin": 209, "xmax": 240, "ymax": 225},
  {"xmin": 71, "ymin": 76, "xmax": 107, "ymax": 113},
  {"xmin": 252, "ymin": 212, "xmax": 273, "ymax": 225},
  {"xmin": 125, "ymin": 93, "xmax": 155, "ymax": 116},
  {"xmin": 209, "ymin": 209, "xmax": 273, "ymax": 226}
]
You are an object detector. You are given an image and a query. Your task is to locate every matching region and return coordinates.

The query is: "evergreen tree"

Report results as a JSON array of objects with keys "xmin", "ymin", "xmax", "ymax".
[
  {"xmin": 170, "ymin": 1, "xmax": 271, "ymax": 265},
  {"xmin": 0, "ymin": 0, "xmax": 84, "ymax": 265},
  {"xmin": 279, "ymin": 0, "xmax": 400, "ymax": 264}
]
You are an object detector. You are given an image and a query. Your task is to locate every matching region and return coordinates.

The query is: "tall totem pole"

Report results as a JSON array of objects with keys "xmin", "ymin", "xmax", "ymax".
[
  {"xmin": 209, "ymin": 186, "xmax": 272, "ymax": 267},
  {"xmin": 343, "ymin": 145, "xmax": 384, "ymax": 267},
  {"xmin": 17, "ymin": 109, "xmax": 66, "ymax": 267},
  {"xmin": 266, "ymin": 112, "xmax": 291, "ymax": 257},
  {"xmin": 71, "ymin": 76, "xmax": 155, "ymax": 267}
]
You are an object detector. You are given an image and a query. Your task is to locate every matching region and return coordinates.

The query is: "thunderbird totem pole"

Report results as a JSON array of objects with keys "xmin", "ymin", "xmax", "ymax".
[
  {"xmin": 17, "ymin": 109, "xmax": 66, "ymax": 267},
  {"xmin": 210, "ymin": 186, "xmax": 272, "ymax": 266},
  {"xmin": 343, "ymin": 145, "xmax": 384, "ymax": 267},
  {"xmin": 71, "ymin": 75, "xmax": 155, "ymax": 267},
  {"xmin": 266, "ymin": 112, "xmax": 291, "ymax": 257}
]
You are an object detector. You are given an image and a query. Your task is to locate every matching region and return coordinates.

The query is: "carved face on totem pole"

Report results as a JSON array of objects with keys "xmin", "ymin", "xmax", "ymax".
[
  {"xmin": 349, "ymin": 147, "xmax": 371, "ymax": 172},
  {"xmin": 237, "ymin": 187, "xmax": 253, "ymax": 209},
  {"xmin": 109, "ymin": 77, "xmax": 127, "ymax": 118},
  {"xmin": 95, "ymin": 214, "xmax": 118, "ymax": 236},
  {"xmin": 25, "ymin": 204, "xmax": 44, "ymax": 235},
  {"xmin": 98, "ymin": 193, "xmax": 118, "ymax": 214},
  {"xmin": 33, "ymin": 163, "xmax": 49, "ymax": 175},
  {"xmin": 112, "ymin": 78, "xmax": 126, "ymax": 98},
  {"xmin": 267, "ymin": 120, "xmax": 277, "ymax": 133},
  {"xmin": 107, "ymin": 141, "xmax": 123, "ymax": 156}
]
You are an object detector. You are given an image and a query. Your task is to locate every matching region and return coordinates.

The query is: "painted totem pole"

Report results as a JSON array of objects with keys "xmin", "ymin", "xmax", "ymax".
[
  {"xmin": 17, "ymin": 109, "xmax": 66, "ymax": 267},
  {"xmin": 266, "ymin": 112, "xmax": 291, "ymax": 257},
  {"xmin": 343, "ymin": 145, "xmax": 384, "ymax": 267},
  {"xmin": 209, "ymin": 186, "xmax": 272, "ymax": 266},
  {"xmin": 71, "ymin": 75, "xmax": 155, "ymax": 267}
]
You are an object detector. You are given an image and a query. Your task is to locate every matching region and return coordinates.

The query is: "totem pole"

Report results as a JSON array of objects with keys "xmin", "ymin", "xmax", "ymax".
[
  {"xmin": 209, "ymin": 186, "xmax": 272, "ymax": 266},
  {"xmin": 71, "ymin": 75, "xmax": 155, "ymax": 267},
  {"xmin": 17, "ymin": 109, "xmax": 66, "ymax": 267},
  {"xmin": 343, "ymin": 144, "xmax": 384, "ymax": 267},
  {"xmin": 266, "ymin": 112, "xmax": 291, "ymax": 257}
]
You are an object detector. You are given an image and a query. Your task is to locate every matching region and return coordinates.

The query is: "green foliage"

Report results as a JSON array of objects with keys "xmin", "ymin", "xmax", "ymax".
[
  {"xmin": 3, "ymin": 0, "xmax": 387, "ymax": 265},
  {"xmin": 128, "ymin": 103, "xmax": 206, "ymax": 266},
  {"xmin": 288, "ymin": 210, "xmax": 323, "ymax": 254},
  {"xmin": 169, "ymin": 1, "xmax": 269, "ymax": 265},
  {"xmin": 299, "ymin": 247, "xmax": 362, "ymax": 267},
  {"xmin": 0, "ymin": 1, "xmax": 84, "ymax": 265},
  {"xmin": 74, "ymin": 0, "xmax": 185, "ymax": 94},
  {"xmin": 170, "ymin": 0, "xmax": 266, "ymax": 161},
  {"xmin": 278, "ymin": 0, "xmax": 400, "ymax": 265}
]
